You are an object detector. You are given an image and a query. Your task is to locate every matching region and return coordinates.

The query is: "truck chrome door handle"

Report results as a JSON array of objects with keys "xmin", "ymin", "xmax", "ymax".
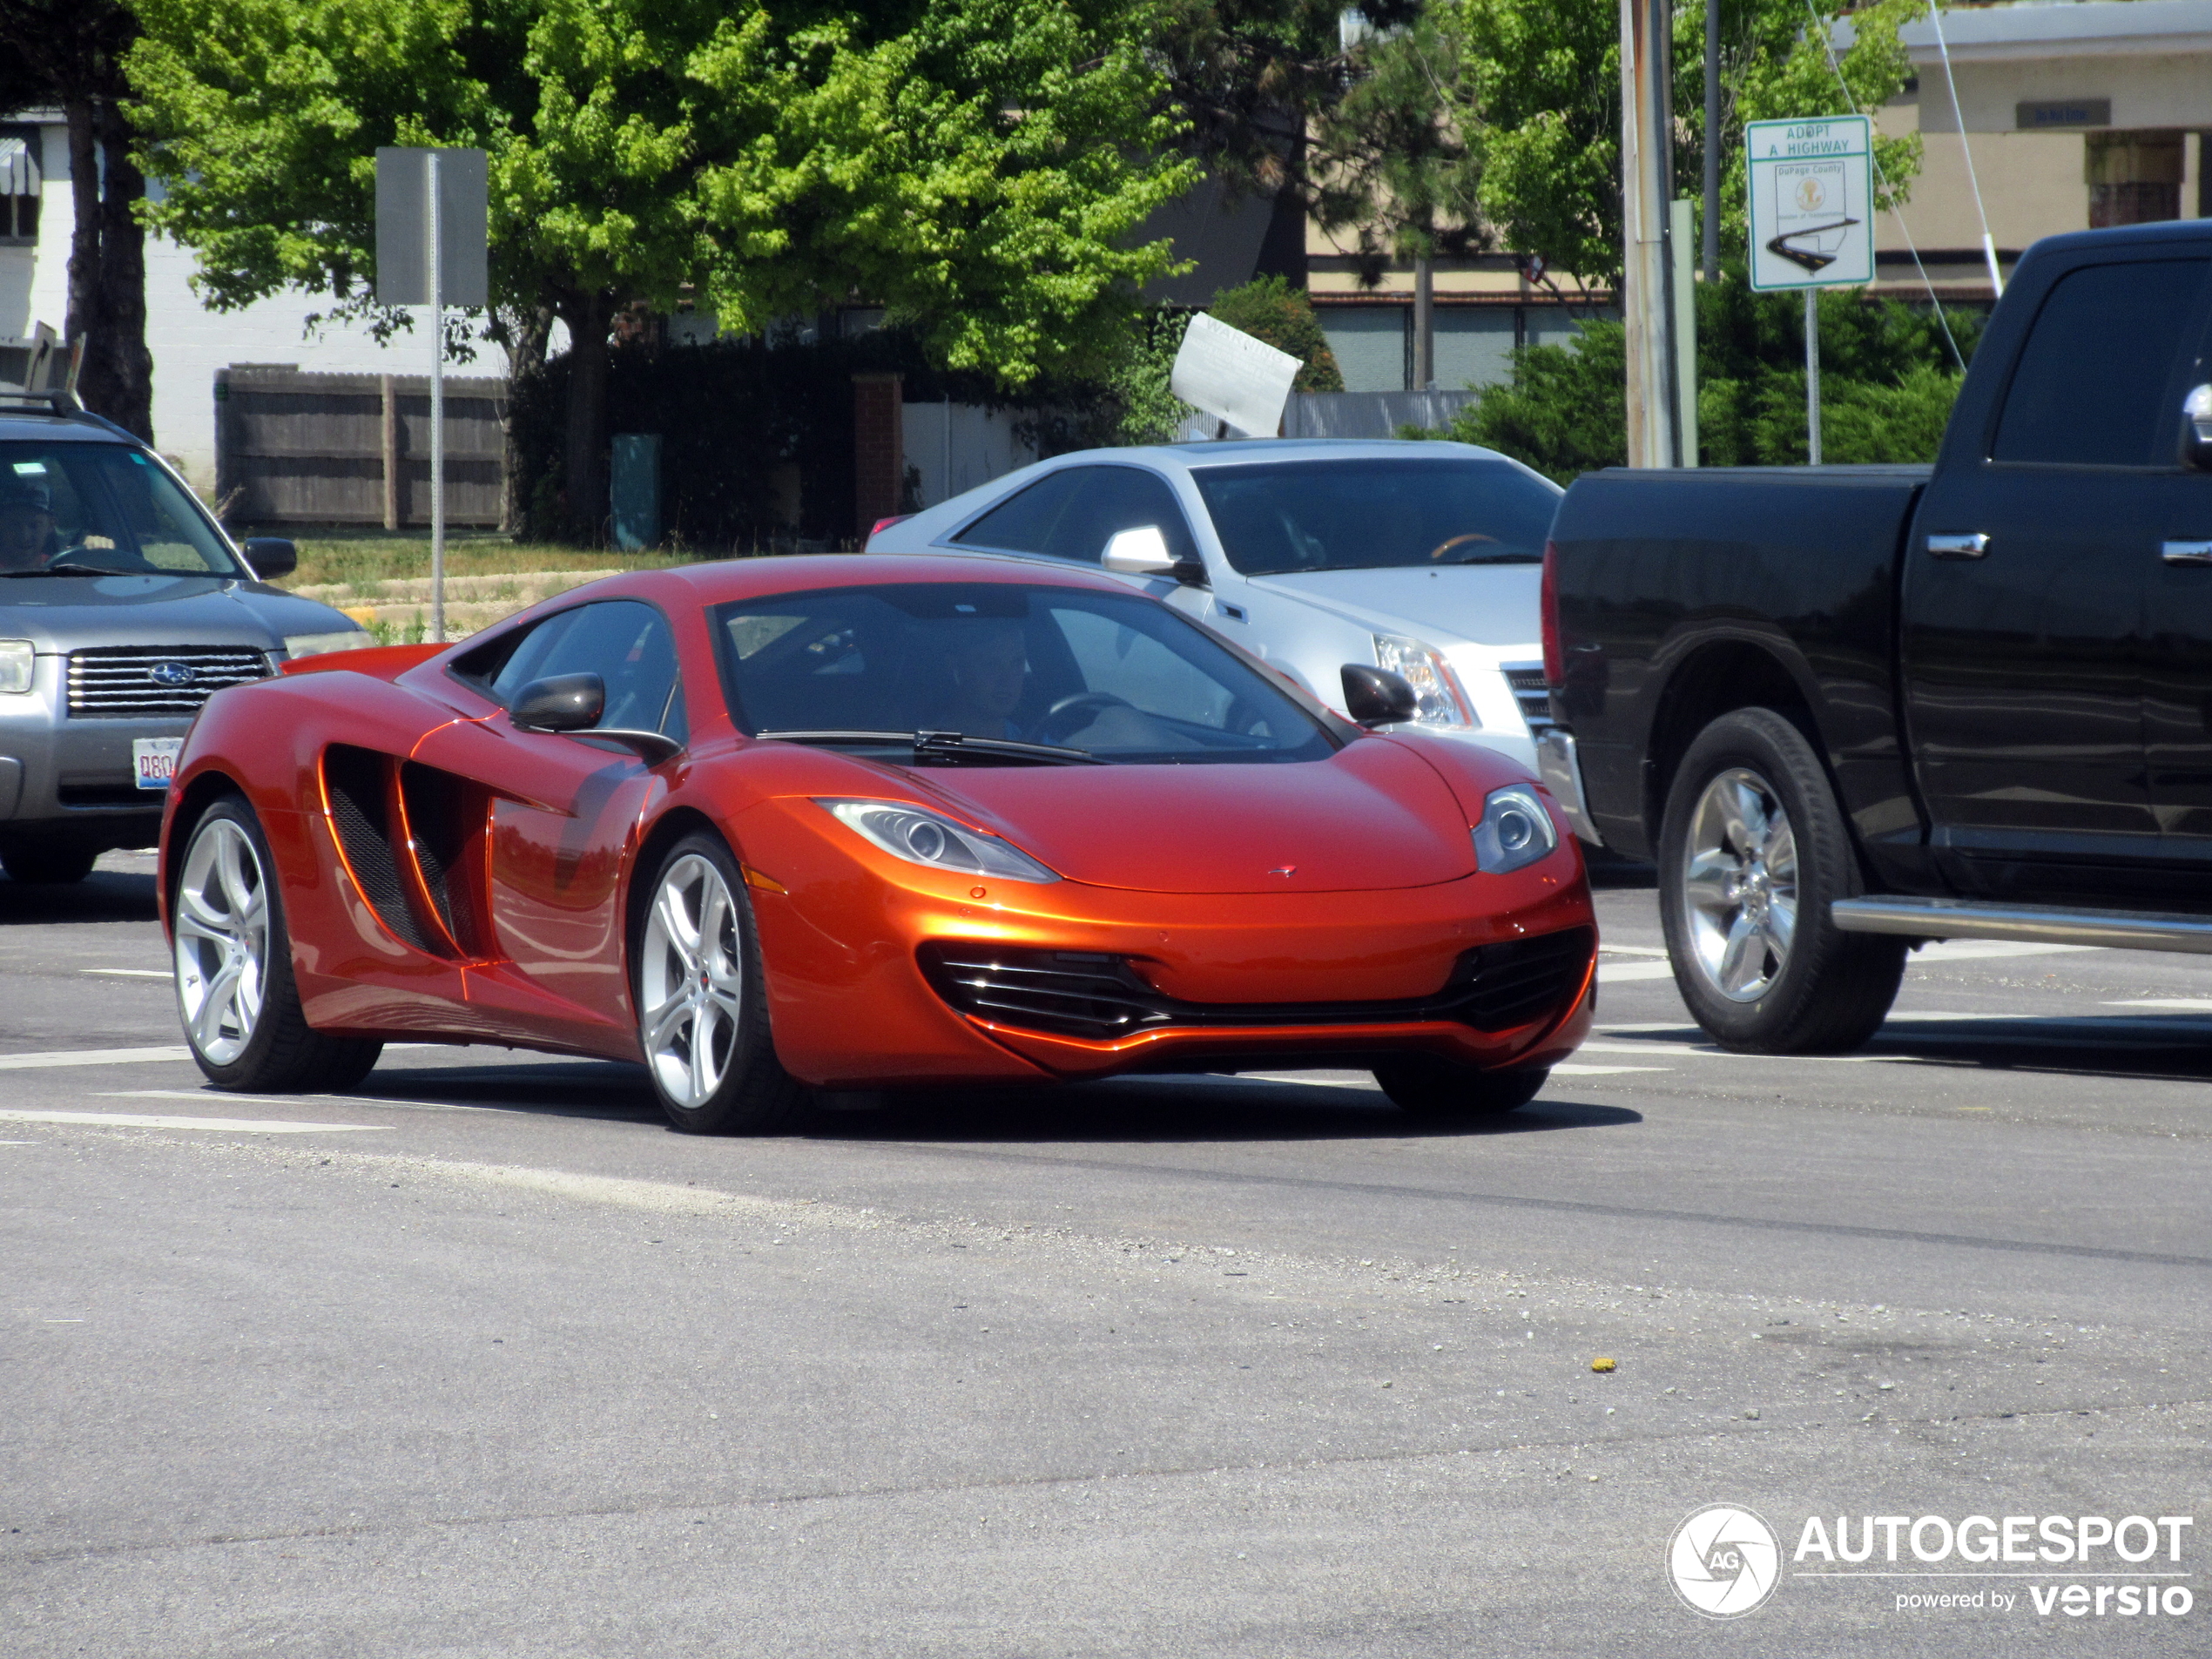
[
  {"xmin": 2162, "ymin": 540, "xmax": 2212, "ymax": 566},
  {"xmin": 1926, "ymin": 533, "xmax": 1989, "ymax": 560}
]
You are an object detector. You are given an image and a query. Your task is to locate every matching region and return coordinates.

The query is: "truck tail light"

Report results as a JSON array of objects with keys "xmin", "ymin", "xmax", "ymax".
[{"xmin": 1541, "ymin": 539, "xmax": 1564, "ymax": 686}]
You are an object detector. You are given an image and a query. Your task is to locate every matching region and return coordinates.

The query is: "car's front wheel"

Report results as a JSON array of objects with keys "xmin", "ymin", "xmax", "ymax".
[
  {"xmin": 173, "ymin": 797, "xmax": 382, "ymax": 1091},
  {"xmin": 633, "ymin": 831, "xmax": 806, "ymax": 1135},
  {"xmin": 1658, "ymin": 709, "xmax": 1905, "ymax": 1053},
  {"xmin": 0, "ymin": 836, "xmax": 98, "ymax": 884}
]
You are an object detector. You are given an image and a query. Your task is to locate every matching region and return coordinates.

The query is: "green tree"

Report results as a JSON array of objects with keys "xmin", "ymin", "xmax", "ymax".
[
  {"xmin": 127, "ymin": 0, "xmax": 1193, "ymax": 539},
  {"xmin": 1208, "ymin": 274, "xmax": 1343, "ymax": 391}
]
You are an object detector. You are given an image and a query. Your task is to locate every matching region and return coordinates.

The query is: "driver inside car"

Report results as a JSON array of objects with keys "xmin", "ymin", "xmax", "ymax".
[
  {"xmin": 0, "ymin": 480, "xmax": 57, "ymax": 572},
  {"xmin": 931, "ymin": 617, "xmax": 1178, "ymax": 752}
]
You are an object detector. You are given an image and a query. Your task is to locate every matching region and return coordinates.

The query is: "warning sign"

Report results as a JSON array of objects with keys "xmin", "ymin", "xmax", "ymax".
[{"xmin": 1746, "ymin": 116, "xmax": 1873, "ymax": 291}]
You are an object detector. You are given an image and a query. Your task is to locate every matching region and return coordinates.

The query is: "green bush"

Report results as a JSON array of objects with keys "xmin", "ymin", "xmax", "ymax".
[{"xmin": 1206, "ymin": 275, "xmax": 1346, "ymax": 393}]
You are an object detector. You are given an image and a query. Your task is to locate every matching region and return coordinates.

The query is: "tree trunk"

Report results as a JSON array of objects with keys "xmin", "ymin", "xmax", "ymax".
[
  {"xmin": 83, "ymin": 104, "xmax": 151, "ymax": 440},
  {"xmin": 61, "ymin": 96, "xmax": 100, "ymax": 354},
  {"xmin": 497, "ymin": 300, "xmax": 552, "ymax": 536},
  {"xmin": 557, "ymin": 289, "xmax": 612, "ymax": 544}
]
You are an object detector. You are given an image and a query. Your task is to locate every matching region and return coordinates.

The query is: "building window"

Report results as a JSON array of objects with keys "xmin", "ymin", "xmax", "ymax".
[{"xmin": 0, "ymin": 127, "xmax": 39, "ymax": 246}]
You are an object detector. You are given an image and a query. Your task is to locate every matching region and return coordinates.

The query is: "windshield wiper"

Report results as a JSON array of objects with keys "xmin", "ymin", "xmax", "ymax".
[
  {"xmin": 753, "ymin": 728, "xmax": 1107, "ymax": 765},
  {"xmin": 0, "ymin": 563, "xmax": 119, "ymax": 578}
]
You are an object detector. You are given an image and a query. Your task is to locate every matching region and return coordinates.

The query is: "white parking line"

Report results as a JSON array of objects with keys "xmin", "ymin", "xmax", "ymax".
[
  {"xmin": 0, "ymin": 1110, "xmax": 380, "ymax": 1135},
  {"xmin": 1551, "ymin": 1062, "xmax": 1669, "ymax": 1076},
  {"xmin": 0, "ymin": 1046, "xmax": 194, "ymax": 1070},
  {"xmin": 2106, "ymin": 998, "xmax": 2212, "ymax": 1011},
  {"xmin": 81, "ymin": 968, "xmax": 170, "ymax": 980},
  {"xmin": 1596, "ymin": 961, "xmax": 1677, "ymax": 983}
]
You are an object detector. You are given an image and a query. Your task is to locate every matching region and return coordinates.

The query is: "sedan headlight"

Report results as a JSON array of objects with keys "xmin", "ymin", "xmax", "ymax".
[
  {"xmin": 817, "ymin": 799, "xmax": 1060, "ymax": 884},
  {"xmin": 1372, "ymin": 633, "xmax": 1475, "ymax": 726},
  {"xmin": 0, "ymin": 639, "xmax": 30, "ymax": 694},
  {"xmin": 1473, "ymin": 783, "xmax": 1558, "ymax": 874},
  {"xmin": 283, "ymin": 630, "xmax": 374, "ymax": 659}
]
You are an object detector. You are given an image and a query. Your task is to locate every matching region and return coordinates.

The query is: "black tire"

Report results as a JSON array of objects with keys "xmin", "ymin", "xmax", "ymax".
[
  {"xmin": 1657, "ymin": 708, "xmax": 1905, "ymax": 1054},
  {"xmin": 1, "ymin": 838, "xmax": 99, "ymax": 884},
  {"xmin": 172, "ymin": 796, "xmax": 382, "ymax": 1092},
  {"xmin": 631, "ymin": 830, "xmax": 807, "ymax": 1135},
  {"xmin": 1373, "ymin": 1059, "xmax": 1549, "ymax": 1119}
]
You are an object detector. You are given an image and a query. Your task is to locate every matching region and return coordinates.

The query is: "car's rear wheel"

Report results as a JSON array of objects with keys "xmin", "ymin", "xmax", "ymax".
[
  {"xmin": 634, "ymin": 831, "xmax": 806, "ymax": 1135},
  {"xmin": 1658, "ymin": 709, "xmax": 1905, "ymax": 1053},
  {"xmin": 0, "ymin": 837, "xmax": 98, "ymax": 884},
  {"xmin": 1373, "ymin": 1059, "xmax": 1548, "ymax": 1118},
  {"xmin": 173, "ymin": 797, "xmax": 382, "ymax": 1091}
]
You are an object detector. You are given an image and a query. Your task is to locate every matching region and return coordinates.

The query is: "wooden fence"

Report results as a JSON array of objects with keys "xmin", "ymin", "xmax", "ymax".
[{"xmin": 212, "ymin": 366, "xmax": 507, "ymax": 528}]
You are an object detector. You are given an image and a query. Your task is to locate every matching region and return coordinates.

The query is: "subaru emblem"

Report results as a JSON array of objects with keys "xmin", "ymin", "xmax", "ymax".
[{"xmin": 149, "ymin": 660, "xmax": 196, "ymax": 688}]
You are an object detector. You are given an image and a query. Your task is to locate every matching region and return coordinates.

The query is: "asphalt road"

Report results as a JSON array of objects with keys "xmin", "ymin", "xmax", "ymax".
[{"xmin": 3, "ymin": 852, "xmax": 2207, "ymax": 1656}]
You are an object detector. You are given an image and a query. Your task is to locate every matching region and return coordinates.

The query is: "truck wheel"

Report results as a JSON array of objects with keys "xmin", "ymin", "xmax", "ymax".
[{"xmin": 1658, "ymin": 709, "xmax": 1905, "ymax": 1054}]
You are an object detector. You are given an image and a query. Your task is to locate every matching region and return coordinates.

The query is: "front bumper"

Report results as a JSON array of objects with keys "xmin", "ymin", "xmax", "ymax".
[
  {"xmin": 1536, "ymin": 728, "xmax": 1603, "ymax": 847},
  {"xmin": 0, "ymin": 654, "xmax": 188, "ymax": 843}
]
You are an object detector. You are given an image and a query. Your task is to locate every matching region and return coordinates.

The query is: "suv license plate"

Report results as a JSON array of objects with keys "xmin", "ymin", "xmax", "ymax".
[{"xmin": 133, "ymin": 738, "xmax": 185, "ymax": 791}]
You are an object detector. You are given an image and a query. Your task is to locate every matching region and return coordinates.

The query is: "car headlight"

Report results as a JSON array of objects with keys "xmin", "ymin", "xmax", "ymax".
[
  {"xmin": 283, "ymin": 630, "xmax": 374, "ymax": 659},
  {"xmin": 817, "ymin": 799, "xmax": 1060, "ymax": 884},
  {"xmin": 1372, "ymin": 633, "xmax": 1475, "ymax": 726},
  {"xmin": 1473, "ymin": 783, "xmax": 1558, "ymax": 873},
  {"xmin": 0, "ymin": 639, "xmax": 30, "ymax": 694}
]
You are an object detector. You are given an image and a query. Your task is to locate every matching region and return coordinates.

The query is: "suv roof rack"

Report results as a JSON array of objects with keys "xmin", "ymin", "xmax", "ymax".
[{"xmin": 0, "ymin": 388, "xmax": 84, "ymax": 417}]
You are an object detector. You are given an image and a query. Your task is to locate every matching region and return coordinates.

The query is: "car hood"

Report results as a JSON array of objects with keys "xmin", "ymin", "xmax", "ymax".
[
  {"xmin": 902, "ymin": 736, "xmax": 1475, "ymax": 894},
  {"xmin": 0, "ymin": 575, "xmax": 355, "ymax": 652},
  {"xmin": 1246, "ymin": 563, "xmax": 1543, "ymax": 651}
]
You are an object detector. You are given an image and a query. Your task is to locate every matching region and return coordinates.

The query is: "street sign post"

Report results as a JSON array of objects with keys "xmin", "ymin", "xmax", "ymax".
[
  {"xmin": 1746, "ymin": 116, "xmax": 1873, "ymax": 464},
  {"xmin": 375, "ymin": 146, "xmax": 488, "ymax": 642}
]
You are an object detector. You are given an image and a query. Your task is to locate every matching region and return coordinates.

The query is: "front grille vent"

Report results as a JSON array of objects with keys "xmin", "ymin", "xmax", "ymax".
[
  {"xmin": 1502, "ymin": 664, "xmax": 1553, "ymax": 733},
  {"xmin": 921, "ymin": 927, "xmax": 1595, "ymax": 1042},
  {"xmin": 67, "ymin": 645, "xmax": 271, "ymax": 718}
]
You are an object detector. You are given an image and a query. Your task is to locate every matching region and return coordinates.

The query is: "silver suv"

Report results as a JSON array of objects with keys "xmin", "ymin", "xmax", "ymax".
[{"xmin": 0, "ymin": 401, "xmax": 367, "ymax": 882}]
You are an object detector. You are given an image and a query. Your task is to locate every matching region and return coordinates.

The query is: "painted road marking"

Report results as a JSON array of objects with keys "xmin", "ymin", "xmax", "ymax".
[
  {"xmin": 2107, "ymin": 998, "xmax": 2212, "ymax": 1012},
  {"xmin": 1598, "ymin": 944, "xmax": 1669, "ymax": 956},
  {"xmin": 0, "ymin": 1046, "xmax": 193, "ymax": 1071},
  {"xmin": 0, "ymin": 1110, "xmax": 381, "ymax": 1135},
  {"xmin": 81, "ymin": 968, "xmax": 170, "ymax": 980},
  {"xmin": 1551, "ymin": 1063, "xmax": 1669, "ymax": 1076},
  {"xmin": 1596, "ymin": 961, "xmax": 1676, "ymax": 983}
]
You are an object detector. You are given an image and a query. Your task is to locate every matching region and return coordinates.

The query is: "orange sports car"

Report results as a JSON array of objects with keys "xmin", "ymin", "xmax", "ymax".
[{"xmin": 158, "ymin": 556, "xmax": 1595, "ymax": 1132}]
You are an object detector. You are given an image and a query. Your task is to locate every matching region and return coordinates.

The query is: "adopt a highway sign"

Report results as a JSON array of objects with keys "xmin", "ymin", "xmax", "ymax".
[{"xmin": 1747, "ymin": 116, "xmax": 1873, "ymax": 291}]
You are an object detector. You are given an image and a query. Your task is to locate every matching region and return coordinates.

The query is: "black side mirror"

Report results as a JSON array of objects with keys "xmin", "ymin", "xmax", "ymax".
[
  {"xmin": 510, "ymin": 671, "xmax": 682, "ymax": 763},
  {"xmin": 241, "ymin": 536, "xmax": 297, "ymax": 579},
  {"xmin": 1341, "ymin": 664, "xmax": 1420, "ymax": 726},
  {"xmin": 512, "ymin": 672, "xmax": 605, "ymax": 732},
  {"xmin": 2183, "ymin": 384, "xmax": 2212, "ymax": 471}
]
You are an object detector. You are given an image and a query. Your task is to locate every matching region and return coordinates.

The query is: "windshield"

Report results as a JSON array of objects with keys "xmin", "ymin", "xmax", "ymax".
[
  {"xmin": 1193, "ymin": 457, "xmax": 1561, "ymax": 577},
  {"xmin": 0, "ymin": 442, "xmax": 243, "ymax": 577},
  {"xmin": 716, "ymin": 582, "xmax": 1338, "ymax": 765}
]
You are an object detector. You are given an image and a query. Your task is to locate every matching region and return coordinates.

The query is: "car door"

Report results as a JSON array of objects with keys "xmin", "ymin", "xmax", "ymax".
[{"xmin": 1902, "ymin": 252, "xmax": 2212, "ymax": 904}]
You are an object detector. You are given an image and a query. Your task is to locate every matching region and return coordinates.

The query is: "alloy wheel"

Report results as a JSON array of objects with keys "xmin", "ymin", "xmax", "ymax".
[
  {"xmin": 638, "ymin": 853, "xmax": 747, "ymax": 1109},
  {"xmin": 1678, "ymin": 765, "xmax": 1799, "ymax": 1002},
  {"xmin": 174, "ymin": 818, "xmax": 271, "ymax": 1065}
]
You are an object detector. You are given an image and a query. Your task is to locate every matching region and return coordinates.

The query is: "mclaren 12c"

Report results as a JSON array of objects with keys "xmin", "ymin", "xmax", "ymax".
[{"xmin": 158, "ymin": 556, "xmax": 1596, "ymax": 1132}]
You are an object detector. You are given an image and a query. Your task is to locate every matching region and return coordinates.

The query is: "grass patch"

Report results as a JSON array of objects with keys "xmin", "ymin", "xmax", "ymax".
[{"xmin": 260, "ymin": 527, "xmax": 714, "ymax": 591}]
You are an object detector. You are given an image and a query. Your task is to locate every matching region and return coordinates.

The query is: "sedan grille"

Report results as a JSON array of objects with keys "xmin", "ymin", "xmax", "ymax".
[
  {"xmin": 1502, "ymin": 664, "xmax": 1553, "ymax": 733},
  {"xmin": 921, "ymin": 927, "xmax": 1595, "ymax": 1042},
  {"xmin": 67, "ymin": 645, "xmax": 273, "ymax": 718}
]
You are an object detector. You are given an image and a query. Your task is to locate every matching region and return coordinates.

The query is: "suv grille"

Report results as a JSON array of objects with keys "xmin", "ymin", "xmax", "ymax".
[
  {"xmin": 1502, "ymin": 664, "xmax": 1553, "ymax": 734},
  {"xmin": 67, "ymin": 646, "xmax": 272, "ymax": 718},
  {"xmin": 921, "ymin": 927, "xmax": 1595, "ymax": 1042}
]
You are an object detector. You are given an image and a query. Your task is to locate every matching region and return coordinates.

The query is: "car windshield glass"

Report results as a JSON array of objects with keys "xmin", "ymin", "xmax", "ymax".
[
  {"xmin": 1193, "ymin": 457, "xmax": 1561, "ymax": 576},
  {"xmin": 0, "ymin": 442, "xmax": 241, "ymax": 578},
  {"xmin": 716, "ymin": 582, "xmax": 1338, "ymax": 765}
]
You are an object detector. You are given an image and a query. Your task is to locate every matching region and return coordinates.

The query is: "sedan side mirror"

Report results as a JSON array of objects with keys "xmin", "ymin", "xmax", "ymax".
[
  {"xmin": 241, "ymin": 536, "xmax": 297, "ymax": 579},
  {"xmin": 1341, "ymin": 664, "xmax": 1420, "ymax": 727},
  {"xmin": 2183, "ymin": 384, "xmax": 2212, "ymax": 471},
  {"xmin": 510, "ymin": 671, "xmax": 682, "ymax": 764},
  {"xmin": 1102, "ymin": 525, "xmax": 1207, "ymax": 586}
]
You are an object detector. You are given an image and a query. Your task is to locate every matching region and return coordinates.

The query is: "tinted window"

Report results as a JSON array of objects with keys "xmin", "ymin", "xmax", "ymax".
[
  {"xmin": 1992, "ymin": 260, "xmax": 2210, "ymax": 467},
  {"xmin": 954, "ymin": 466, "xmax": 1199, "ymax": 564},
  {"xmin": 489, "ymin": 599, "xmax": 686, "ymax": 739},
  {"xmin": 0, "ymin": 442, "xmax": 241, "ymax": 577},
  {"xmin": 716, "ymin": 582, "xmax": 1332, "ymax": 764},
  {"xmin": 1193, "ymin": 458, "xmax": 1561, "ymax": 576}
]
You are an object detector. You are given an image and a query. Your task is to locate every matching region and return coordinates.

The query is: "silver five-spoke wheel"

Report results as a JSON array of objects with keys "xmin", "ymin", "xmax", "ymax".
[
  {"xmin": 639, "ymin": 853, "xmax": 747, "ymax": 1109},
  {"xmin": 1678, "ymin": 765, "xmax": 1798, "ymax": 1003},
  {"xmin": 174, "ymin": 815, "xmax": 270, "ymax": 1066}
]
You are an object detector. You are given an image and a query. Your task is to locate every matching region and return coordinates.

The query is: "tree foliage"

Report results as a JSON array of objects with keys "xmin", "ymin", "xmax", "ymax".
[{"xmin": 1207, "ymin": 275, "xmax": 1343, "ymax": 392}]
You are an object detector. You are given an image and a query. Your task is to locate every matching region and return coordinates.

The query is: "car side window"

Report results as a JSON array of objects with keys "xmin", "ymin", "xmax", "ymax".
[
  {"xmin": 489, "ymin": 599, "xmax": 686, "ymax": 739},
  {"xmin": 1992, "ymin": 259, "xmax": 2211, "ymax": 468},
  {"xmin": 955, "ymin": 466, "xmax": 1199, "ymax": 566}
]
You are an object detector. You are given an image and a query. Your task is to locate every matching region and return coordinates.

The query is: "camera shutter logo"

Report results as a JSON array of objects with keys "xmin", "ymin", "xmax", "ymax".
[{"xmin": 1668, "ymin": 1503, "xmax": 1781, "ymax": 1618}]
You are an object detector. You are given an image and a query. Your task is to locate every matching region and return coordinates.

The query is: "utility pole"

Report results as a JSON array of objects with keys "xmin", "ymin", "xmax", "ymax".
[
  {"xmin": 1413, "ymin": 255, "xmax": 1434, "ymax": 390},
  {"xmin": 1620, "ymin": 0, "xmax": 1680, "ymax": 467}
]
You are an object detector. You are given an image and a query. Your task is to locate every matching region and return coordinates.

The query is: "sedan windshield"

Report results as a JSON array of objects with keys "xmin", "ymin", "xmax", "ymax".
[
  {"xmin": 0, "ymin": 442, "xmax": 243, "ymax": 578},
  {"xmin": 717, "ymin": 583, "xmax": 1338, "ymax": 765},
  {"xmin": 1194, "ymin": 457, "xmax": 1561, "ymax": 577}
]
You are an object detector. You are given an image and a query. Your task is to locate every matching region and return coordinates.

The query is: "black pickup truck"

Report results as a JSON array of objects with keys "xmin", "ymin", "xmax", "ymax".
[{"xmin": 1539, "ymin": 218, "xmax": 2212, "ymax": 1053}]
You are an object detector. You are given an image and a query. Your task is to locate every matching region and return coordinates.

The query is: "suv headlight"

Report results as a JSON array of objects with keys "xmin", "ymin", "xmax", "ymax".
[
  {"xmin": 283, "ymin": 630, "xmax": 374, "ymax": 659},
  {"xmin": 817, "ymin": 799, "xmax": 1060, "ymax": 884},
  {"xmin": 1372, "ymin": 634, "xmax": 1475, "ymax": 726},
  {"xmin": 1473, "ymin": 783, "xmax": 1558, "ymax": 873},
  {"xmin": 0, "ymin": 639, "xmax": 31, "ymax": 694}
]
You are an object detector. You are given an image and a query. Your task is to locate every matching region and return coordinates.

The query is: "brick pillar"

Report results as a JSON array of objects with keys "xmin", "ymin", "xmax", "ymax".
[{"xmin": 853, "ymin": 372, "xmax": 904, "ymax": 543}]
